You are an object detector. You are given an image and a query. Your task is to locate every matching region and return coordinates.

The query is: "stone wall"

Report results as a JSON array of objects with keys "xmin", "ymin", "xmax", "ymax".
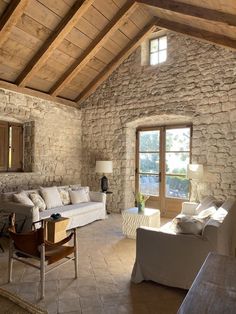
[
  {"xmin": 81, "ymin": 32, "xmax": 236, "ymax": 213},
  {"xmin": 0, "ymin": 89, "xmax": 82, "ymax": 192}
]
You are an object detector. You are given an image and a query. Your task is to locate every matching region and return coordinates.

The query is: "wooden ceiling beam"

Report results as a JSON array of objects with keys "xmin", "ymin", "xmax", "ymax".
[
  {"xmin": 76, "ymin": 19, "xmax": 157, "ymax": 105},
  {"xmin": 50, "ymin": 0, "xmax": 137, "ymax": 97},
  {"xmin": 154, "ymin": 18, "xmax": 236, "ymax": 51},
  {"xmin": 15, "ymin": 0, "xmax": 95, "ymax": 87},
  {"xmin": 137, "ymin": 0, "xmax": 236, "ymax": 27},
  {"xmin": 0, "ymin": 0, "xmax": 30, "ymax": 47},
  {"xmin": 0, "ymin": 80, "xmax": 77, "ymax": 107}
]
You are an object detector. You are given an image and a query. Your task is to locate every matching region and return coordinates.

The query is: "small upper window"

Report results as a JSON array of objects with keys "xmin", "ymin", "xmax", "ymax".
[
  {"xmin": 149, "ymin": 36, "xmax": 167, "ymax": 66},
  {"xmin": 0, "ymin": 121, "xmax": 23, "ymax": 172}
]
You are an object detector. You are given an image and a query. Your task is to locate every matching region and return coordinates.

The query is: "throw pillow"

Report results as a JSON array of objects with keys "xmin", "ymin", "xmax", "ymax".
[
  {"xmin": 58, "ymin": 188, "xmax": 71, "ymax": 205},
  {"xmin": 69, "ymin": 189, "xmax": 89, "ymax": 204},
  {"xmin": 69, "ymin": 184, "xmax": 81, "ymax": 190},
  {"xmin": 196, "ymin": 206, "xmax": 217, "ymax": 219},
  {"xmin": 173, "ymin": 216, "xmax": 205, "ymax": 235},
  {"xmin": 70, "ymin": 186, "xmax": 90, "ymax": 201},
  {"xmin": 195, "ymin": 196, "xmax": 216, "ymax": 214},
  {"xmin": 13, "ymin": 191, "xmax": 34, "ymax": 206},
  {"xmin": 40, "ymin": 187, "xmax": 63, "ymax": 209},
  {"xmin": 29, "ymin": 192, "xmax": 46, "ymax": 212}
]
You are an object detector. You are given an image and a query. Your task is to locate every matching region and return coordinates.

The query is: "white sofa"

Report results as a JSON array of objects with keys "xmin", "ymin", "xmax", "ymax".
[
  {"xmin": 0, "ymin": 186, "xmax": 106, "ymax": 232},
  {"xmin": 131, "ymin": 198, "xmax": 236, "ymax": 289}
]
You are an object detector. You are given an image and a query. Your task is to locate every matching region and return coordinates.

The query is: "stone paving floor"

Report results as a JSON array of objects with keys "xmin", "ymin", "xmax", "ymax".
[{"xmin": 0, "ymin": 214, "xmax": 186, "ymax": 314}]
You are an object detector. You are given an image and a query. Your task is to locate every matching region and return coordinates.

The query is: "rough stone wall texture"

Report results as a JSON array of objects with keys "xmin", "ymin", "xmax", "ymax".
[
  {"xmin": 0, "ymin": 89, "xmax": 82, "ymax": 193},
  {"xmin": 81, "ymin": 32, "xmax": 236, "ymax": 213}
]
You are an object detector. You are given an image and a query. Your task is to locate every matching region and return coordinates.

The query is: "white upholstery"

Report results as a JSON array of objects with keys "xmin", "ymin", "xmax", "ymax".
[
  {"xmin": 131, "ymin": 198, "xmax": 236, "ymax": 289},
  {"xmin": 40, "ymin": 202, "xmax": 106, "ymax": 229},
  {"xmin": 13, "ymin": 192, "xmax": 34, "ymax": 206},
  {"xmin": 69, "ymin": 189, "xmax": 89, "ymax": 204},
  {"xmin": 181, "ymin": 202, "xmax": 199, "ymax": 215},
  {"xmin": 0, "ymin": 187, "xmax": 106, "ymax": 231},
  {"xmin": 40, "ymin": 186, "xmax": 63, "ymax": 209},
  {"xmin": 0, "ymin": 201, "xmax": 39, "ymax": 231}
]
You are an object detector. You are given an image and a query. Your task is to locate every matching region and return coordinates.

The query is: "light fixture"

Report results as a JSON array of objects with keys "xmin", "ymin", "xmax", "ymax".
[
  {"xmin": 95, "ymin": 161, "xmax": 113, "ymax": 192},
  {"xmin": 187, "ymin": 164, "xmax": 204, "ymax": 180},
  {"xmin": 187, "ymin": 164, "xmax": 204, "ymax": 202}
]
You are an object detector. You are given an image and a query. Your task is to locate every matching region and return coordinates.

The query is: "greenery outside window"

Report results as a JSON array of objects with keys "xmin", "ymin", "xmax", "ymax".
[
  {"xmin": 136, "ymin": 125, "xmax": 192, "ymax": 214},
  {"xmin": 149, "ymin": 36, "xmax": 167, "ymax": 65}
]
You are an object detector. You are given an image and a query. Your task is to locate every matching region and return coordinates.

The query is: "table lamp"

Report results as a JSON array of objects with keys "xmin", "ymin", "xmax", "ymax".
[
  {"xmin": 95, "ymin": 161, "xmax": 113, "ymax": 192},
  {"xmin": 187, "ymin": 164, "xmax": 204, "ymax": 201}
]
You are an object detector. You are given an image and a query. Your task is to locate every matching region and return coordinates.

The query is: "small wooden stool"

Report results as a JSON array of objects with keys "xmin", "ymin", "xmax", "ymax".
[{"xmin": 44, "ymin": 217, "xmax": 69, "ymax": 243}]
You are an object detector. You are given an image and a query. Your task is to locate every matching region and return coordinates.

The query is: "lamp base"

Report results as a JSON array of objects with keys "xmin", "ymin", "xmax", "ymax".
[{"xmin": 101, "ymin": 176, "xmax": 108, "ymax": 192}]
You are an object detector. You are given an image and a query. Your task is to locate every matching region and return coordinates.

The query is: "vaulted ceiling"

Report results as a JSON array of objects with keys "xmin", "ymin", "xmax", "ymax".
[{"xmin": 0, "ymin": 0, "xmax": 235, "ymax": 107}]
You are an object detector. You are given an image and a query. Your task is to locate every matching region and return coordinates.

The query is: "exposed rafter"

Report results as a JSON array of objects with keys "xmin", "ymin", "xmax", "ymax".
[
  {"xmin": 155, "ymin": 17, "xmax": 236, "ymax": 51},
  {"xmin": 15, "ymin": 0, "xmax": 95, "ymax": 87},
  {"xmin": 0, "ymin": 80, "xmax": 77, "ymax": 107},
  {"xmin": 76, "ymin": 19, "xmax": 157, "ymax": 104},
  {"xmin": 0, "ymin": 0, "xmax": 30, "ymax": 47},
  {"xmin": 50, "ymin": 0, "xmax": 137, "ymax": 97},
  {"xmin": 137, "ymin": 0, "xmax": 236, "ymax": 27}
]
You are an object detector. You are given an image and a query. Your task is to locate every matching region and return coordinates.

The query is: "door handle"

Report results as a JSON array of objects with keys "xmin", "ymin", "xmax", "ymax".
[{"xmin": 159, "ymin": 172, "xmax": 161, "ymax": 182}]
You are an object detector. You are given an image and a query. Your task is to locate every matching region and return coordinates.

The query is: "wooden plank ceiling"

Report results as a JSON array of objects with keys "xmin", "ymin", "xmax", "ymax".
[{"xmin": 0, "ymin": 0, "xmax": 235, "ymax": 107}]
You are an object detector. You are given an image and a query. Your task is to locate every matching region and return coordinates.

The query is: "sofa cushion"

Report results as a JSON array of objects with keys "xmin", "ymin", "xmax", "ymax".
[
  {"xmin": 29, "ymin": 192, "xmax": 46, "ymax": 212},
  {"xmin": 13, "ymin": 192, "xmax": 34, "ymax": 206},
  {"xmin": 173, "ymin": 206, "xmax": 217, "ymax": 235},
  {"xmin": 58, "ymin": 187, "xmax": 71, "ymax": 205},
  {"xmin": 197, "ymin": 206, "xmax": 217, "ymax": 219},
  {"xmin": 40, "ymin": 187, "xmax": 63, "ymax": 209},
  {"xmin": 39, "ymin": 202, "xmax": 103, "ymax": 220},
  {"xmin": 195, "ymin": 196, "xmax": 216, "ymax": 214},
  {"xmin": 173, "ymin": 216, "xmax": 205, "ymax": 235},
  {"xmin": 69, "ymin": 189, "xmax": 90, "ymax": 204}
]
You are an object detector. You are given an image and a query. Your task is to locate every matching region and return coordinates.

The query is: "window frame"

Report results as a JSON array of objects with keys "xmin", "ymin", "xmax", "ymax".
[
  {"xmin": 149, "ymin": 35, "xmax": 167, "ymax": 66},
  {"xmin": 0, "ymin": 120, "xmax": 24, "ymax": 172}
]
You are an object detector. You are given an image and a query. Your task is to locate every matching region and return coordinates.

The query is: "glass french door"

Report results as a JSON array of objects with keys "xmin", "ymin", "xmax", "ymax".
[{"xmin": 136, "ymin": 125, "xmax": 191, "ymax": 216}]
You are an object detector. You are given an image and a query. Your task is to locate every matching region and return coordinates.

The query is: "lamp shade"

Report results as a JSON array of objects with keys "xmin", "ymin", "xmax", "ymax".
[
  {"xmin": 187, "ymin": 164, "xmax": 203, "ymax": 180},
  {"xmin": 95, "ymin": 161, "xmax": 113, "ymax": 174}
]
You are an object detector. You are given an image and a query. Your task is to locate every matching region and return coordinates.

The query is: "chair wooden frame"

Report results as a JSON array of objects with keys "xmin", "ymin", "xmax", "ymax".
[{"xmin": 8, "ymin": 216, "xmax": 78, "ymax": 299}]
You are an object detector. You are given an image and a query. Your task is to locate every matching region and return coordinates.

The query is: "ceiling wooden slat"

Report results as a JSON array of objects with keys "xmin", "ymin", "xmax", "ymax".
[
  {"xmin": 50, "ymin": 0, "xmax": 138, "ymax": 96},
  {"xmin": 137, "ymin": 0, "xmax": 236, "ymax": 27},
  {"xmin": 76, "ymin": 19, "xmax": 157, "ymax": 104},
  {"xmin": 15, "ymin": 0, "xmax": 95, "ymax": 87},
  {"xmin": 155, "ymin": 17, "xmax": 236, "ymax": 50},
  {"xmin": 0, "ymin": 0, "xmax": 236, "ymax": 107},
  {"xmin": 0, "ymin": 0, "xmax": 30, "ymax": 47},
  {"xmin": 0, "ymin": 80, "xmax": 77, "ymax": 107}
]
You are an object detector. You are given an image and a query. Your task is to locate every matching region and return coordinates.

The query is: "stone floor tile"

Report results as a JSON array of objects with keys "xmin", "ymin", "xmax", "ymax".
[
  {"xmin": 0, "ymin": 214, "xmax": 185, "ymax": 313},
  {"xmin": 77, "ymin": 285, "xmax": 98, "ymax": 298},
  {"xmin": 58, "ymin": 297, "xmax": 81, "ymax": 313},
  {"xmin": 79, "ymin": 295, "xmax": 102, "ymax": 310}
]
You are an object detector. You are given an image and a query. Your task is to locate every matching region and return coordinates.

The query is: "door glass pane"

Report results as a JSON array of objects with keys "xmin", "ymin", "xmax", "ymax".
[
  {"xmin": 140, "ymin": 175, "xmax": 159, "ymax": 196},
  {"xmin": 166, "ymin": 128, "xmax": 190, "ymax": 151},
  {"xmin": 140, "ymin": 153, "xmax": 159, "ymax": 174},
  {"xmin": 166, "ymin": 153, "xmax": 189, "ymax": 175},
  {"xmin": 166, "ymin": 175, "xmax": 189, "ymax": 199},
  {"xmin": 140, "ymin": 130, "xmax": 159, "ymax": 152}
]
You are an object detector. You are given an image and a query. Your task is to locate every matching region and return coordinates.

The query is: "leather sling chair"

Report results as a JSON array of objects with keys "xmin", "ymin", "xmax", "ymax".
[{"xmin": 8, "ymin": 213, "xmax": 78, "ymax": 299}]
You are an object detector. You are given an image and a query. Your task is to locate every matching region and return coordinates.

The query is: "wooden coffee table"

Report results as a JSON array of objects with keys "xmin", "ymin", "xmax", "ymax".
[
  {"xmin": 44, "ymin": 217, "xmax": 69, "ymax": 243},
  {"xmin": 122, "ymin": 207, "xmax": 160, "ymax": 239}
]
